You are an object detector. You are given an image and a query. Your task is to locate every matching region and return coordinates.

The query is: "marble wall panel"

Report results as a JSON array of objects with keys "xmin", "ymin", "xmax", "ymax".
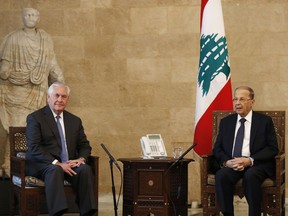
[
  {"xmin": 112, "ymin": 0, "xmax": 159, "ymax": 8},
  {"xmin": 127, "ymin": 58, "xmax": 171, "ymax": 82},
  {"xmin": 171, "ymin": 57, "xmax": 198, "ymax": 83},
  {"xmin": 80, "ymin": 0, "xmax": 112, "ymax": 8},
  {"xmin": 93, "ymin": 58, "xmax": 128, "ymax": 82},
  {"xmin": 0, "ymin": 11, "xmax": 22, "ymax": 36},
  {"xmin": 114, "ymin": 35, "xmax": 159, "ymax": 58},
  {"xmin": 131, "ymin": 8, "xmax": 167, "ymax": 34},
  {"xmin": 94, "ymin": 8, "xmax": 130, "ymax": 35},
  {"xmin": 85, "ymin": 35, "xmax": 115, "ymax": 57},
  {"xmin": 158, "ymin": 33, "xmax": 198, "ymax": 57},
  {"xmin": 279, "ymin": 56, "xmax": 288, "ymax": 82},
  {"xmin": 39, "ymin": 10, "xmax": 65, "ymax": 36},
  {"xmin": 53, "ymin": 36, "xmax": 85, "ymax": 58},
  {"xmin": 63, "ymin": 9, "xmax": 96, "ymax": 36},
  {"xmin": 167, "ymin": 6, "xmax": 198, "ymax": 34}
]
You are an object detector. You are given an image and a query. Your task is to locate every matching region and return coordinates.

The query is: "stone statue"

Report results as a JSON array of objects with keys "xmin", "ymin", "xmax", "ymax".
[{"xmin": 0, "ymin": 8, "xmax": 64, "ymax": 177}]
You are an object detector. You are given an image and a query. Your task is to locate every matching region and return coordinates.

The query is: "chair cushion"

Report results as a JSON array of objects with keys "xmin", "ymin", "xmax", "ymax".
[
  {"xmin": 13, "ymin": 152, "xmax": 71, "ymax": 188},
  {"xmin": 12, "ymin": 176, "xmax": 45, "ymax": 187},
  {"xmin": 16, "ymin": 152, "xmax": 26, "ymax": 158},
  {"xmin": 207, "ymin": 174, "xmax": 275, "ymax": 187},
  {"xmin": 12, "ymin": 176, "xmax": 71, "ymax": 188}
]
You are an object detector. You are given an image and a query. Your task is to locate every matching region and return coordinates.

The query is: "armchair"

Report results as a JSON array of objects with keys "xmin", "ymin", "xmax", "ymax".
[
  {"xmin": 9, "ymin": 126, "xmax": 99, "ymax": 216},
  {"xmin": 201, "ymin": 111, "xmax": 285, "ymax": 216}
]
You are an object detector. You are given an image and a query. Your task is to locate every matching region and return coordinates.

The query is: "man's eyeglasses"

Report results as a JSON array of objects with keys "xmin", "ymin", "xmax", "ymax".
[{"xmin": 232, "ymin": 98, "xmax": 252, "ymax": 103}]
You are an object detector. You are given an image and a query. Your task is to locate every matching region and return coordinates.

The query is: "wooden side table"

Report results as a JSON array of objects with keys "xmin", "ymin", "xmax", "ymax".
[{"xmin": 118, "ymin": 157, "xmax": 193, "ymax": 216}]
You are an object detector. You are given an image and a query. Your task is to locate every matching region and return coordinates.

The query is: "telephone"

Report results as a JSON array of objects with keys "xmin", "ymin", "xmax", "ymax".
[{"xmin": 140, "ymin": 134, "xmax": 167, "ymax": 159}]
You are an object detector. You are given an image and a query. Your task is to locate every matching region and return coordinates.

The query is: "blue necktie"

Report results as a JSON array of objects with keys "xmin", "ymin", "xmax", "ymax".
[
  {"xmin": 56, "ymin": 116, "xmax": 68, "ymax": 162},
  {"xmin": 233, "ymin": 118, "xmax": 246, "ymax": 157}
]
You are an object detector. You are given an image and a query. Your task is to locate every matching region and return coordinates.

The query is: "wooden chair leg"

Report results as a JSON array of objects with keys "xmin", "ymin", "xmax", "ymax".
[
  {"xmin": 281, "ymin": 191, "xmax": 285, "ymax": 216},
  {"xmin": 202, "ymin": 192, "xmax": 221, "ymax": 216},
  {"xmin": 20, "ymin": 191, "xmax": 40, "ymax": 216}
]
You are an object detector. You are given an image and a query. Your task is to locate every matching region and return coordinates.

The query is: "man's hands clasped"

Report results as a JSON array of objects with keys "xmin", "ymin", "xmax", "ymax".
[
  {"xmin": 56, "ymin": 158, "xmax": 86, "ymax": 176},
  {"xmin": 224, "ymin": 157, "xmax": 252, "ymax": 171}
]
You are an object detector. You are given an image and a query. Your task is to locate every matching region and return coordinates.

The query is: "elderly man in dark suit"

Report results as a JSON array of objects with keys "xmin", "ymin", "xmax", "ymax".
[
  {"xmin": 25, "ymin": 82, "xmax": 96, "ymax": 216},
  {"xmin": 213, "ymin": 86, "xmax": 279, "ymax": 216}
]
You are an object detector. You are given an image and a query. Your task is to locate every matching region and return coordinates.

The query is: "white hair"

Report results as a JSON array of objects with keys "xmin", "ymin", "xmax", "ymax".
[{"xmin": 47, "ymin": 82, "xmax": 70, "ymax": 96}]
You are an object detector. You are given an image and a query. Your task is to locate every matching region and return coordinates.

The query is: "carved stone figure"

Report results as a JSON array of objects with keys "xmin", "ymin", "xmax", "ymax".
[{"xmin": 0, "ymin": 8, "xmax": 64, "ymax": 177}]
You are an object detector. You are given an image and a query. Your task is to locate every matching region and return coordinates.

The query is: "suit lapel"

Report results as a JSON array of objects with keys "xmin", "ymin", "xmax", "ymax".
[
  {"xmin": 62, "ymin": 111, "xmax": 71, "ymax": 155},
  {"xmin": 249, "ymin": 111, "xmax": 259, "ymax": 149}
]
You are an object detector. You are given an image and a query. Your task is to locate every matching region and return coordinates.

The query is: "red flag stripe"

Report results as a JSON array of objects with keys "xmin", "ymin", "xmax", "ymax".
[
  {"xmin": 200, "ymin": 0, "xmax": 209, "ymax": 29},
  {"xmin": 194, "ymin": 80, "xmax": 233, "ymax": 156}
]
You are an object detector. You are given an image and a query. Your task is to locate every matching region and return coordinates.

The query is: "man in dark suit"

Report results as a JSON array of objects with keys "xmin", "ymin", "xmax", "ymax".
[
  {"xmin": 213, "ymin": 86, "xmax": 278, "ymax": 216},
  {"xmin": 25, "ymin": 82, "xmax": 97, "ymax": 216}
]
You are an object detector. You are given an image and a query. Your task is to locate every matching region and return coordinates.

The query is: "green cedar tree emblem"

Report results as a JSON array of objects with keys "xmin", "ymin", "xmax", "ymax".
[{"xmin": 198, "ymin": 33, "xmax": 230, "ymax": 96}]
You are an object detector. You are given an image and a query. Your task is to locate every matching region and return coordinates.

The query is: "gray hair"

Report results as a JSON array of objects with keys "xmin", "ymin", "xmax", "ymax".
[
  {"xmin": 47, "ymin": 82, "xmax": 70, "ymax": 96},
  {"xmin": 234, "ymin": 86, "xmax": 255, "ymax": 99}
]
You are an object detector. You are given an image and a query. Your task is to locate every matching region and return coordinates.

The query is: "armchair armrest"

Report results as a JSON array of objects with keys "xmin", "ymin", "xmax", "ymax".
[
  {"xmin": 88, "ymin": 156, "xmax": 99, "ymax": 171},
  {"xmin": 274, "ymin": 153, "xmax": 285, "ymax": 187},
  {"xmin": 87, "ymin": 155, "xmax": 99, "ymax": 205},
  {"xmin": 10, "ymin": 156, "xmax": 26, "ymax": 188},
  {"xmin": 202, "ymin": 154, "xmax": 211, "ymax": 178},
  {"xmin": 203, "ymin": 154, "xmax": 220, "ymax": 174}
]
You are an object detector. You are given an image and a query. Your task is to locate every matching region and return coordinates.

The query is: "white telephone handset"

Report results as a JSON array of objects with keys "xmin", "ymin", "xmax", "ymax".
[{"xmin": 140, "ymin": 134, "xmax": 167, "ymax": 159}]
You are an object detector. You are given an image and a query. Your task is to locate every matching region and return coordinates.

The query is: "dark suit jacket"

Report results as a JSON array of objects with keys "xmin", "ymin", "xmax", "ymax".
[
  {"xmin": 26, "ymin": 105, "xmax": 92, "ymax": 176},
  {"xmin": 213, "ymin": 111, "xmax": 278, "ymax": 174}
]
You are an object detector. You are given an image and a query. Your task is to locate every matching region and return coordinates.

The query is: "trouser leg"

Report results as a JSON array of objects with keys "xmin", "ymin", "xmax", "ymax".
[
  {"xmin": 243, "ymin": 167, "xmax": 267, "ymax": 216},
  {"xmin": 215, "ymin": 167, "xmax": 243, "ymax": 216},
  {"xmin": 68, "ymin": 164, "xmax": 97, "ymax": 216},
  {"xmin": 43, "ymin": 165, "xmax": 68, "ymax": 216}
]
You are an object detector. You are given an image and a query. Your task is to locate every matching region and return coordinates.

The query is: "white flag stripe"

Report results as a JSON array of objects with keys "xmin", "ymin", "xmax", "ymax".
[
  {"xmin": 201, "ymin": 0, "xmax": 225, "ymax": 36},
  {"xmin": 195, "ymin": 73, "xmax": 230, "ymax": 123}
]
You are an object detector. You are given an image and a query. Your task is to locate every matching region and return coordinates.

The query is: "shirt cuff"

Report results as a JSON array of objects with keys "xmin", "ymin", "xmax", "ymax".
[
  {"xmin": 79, "ymin": 157, "xmax": 86, "ymax": 162},
  {"xmin": 52, "ymin": 159, "xmax": 58, "ymax": 165}
]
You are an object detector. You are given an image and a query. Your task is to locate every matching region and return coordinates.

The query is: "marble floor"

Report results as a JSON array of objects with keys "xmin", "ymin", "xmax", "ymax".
[
  {"xmin": 95, "ymin": 195, "xmax": 286, "ymax": 216},
  {"xmin": 42, "ymin": 195, "xmax": 287, "ymax": 216}
]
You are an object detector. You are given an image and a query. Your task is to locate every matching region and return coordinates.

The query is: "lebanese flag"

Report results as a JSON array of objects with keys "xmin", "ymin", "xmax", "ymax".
[{"xmin": 193, "ymin": 0, "xmax": 233, "ymax": 156}]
